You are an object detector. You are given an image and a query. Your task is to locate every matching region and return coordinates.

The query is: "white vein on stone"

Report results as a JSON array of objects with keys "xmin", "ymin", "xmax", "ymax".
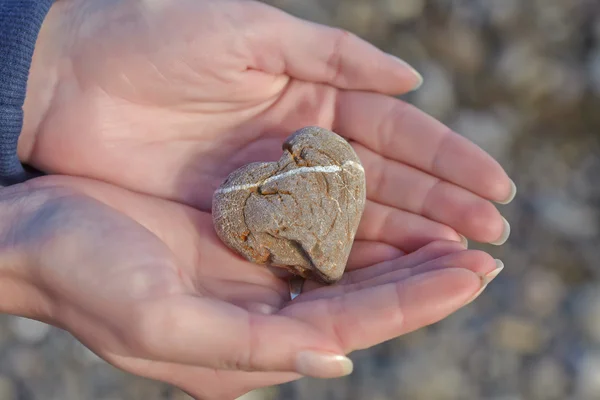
[{"xmin": 215, "ymin": 161, "xmax": 365, "ymax": 195}]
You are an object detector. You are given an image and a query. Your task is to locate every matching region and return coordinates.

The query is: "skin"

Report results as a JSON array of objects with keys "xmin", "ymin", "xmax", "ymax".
[
  {"xmin": 0, "ymin": 175, "xmax": 497, "ymax": 399},
  {"xmin": 22, "ymin": 0, "xmax": 512, "ymax": 246},
  {"xmin": 0, "ymin": 0, "xmax": 515, "ymax": 398}
]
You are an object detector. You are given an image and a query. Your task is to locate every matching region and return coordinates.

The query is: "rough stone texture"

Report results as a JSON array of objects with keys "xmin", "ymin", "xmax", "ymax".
[{"xmin": 212, "ymin": 127, "xmax": 366, "ymax": 284}]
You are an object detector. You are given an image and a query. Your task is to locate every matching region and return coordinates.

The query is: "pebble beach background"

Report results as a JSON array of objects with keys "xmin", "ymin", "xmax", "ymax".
[{"xmin": 3, "ymin": 0, "xmax": 600, "ymax": 399}]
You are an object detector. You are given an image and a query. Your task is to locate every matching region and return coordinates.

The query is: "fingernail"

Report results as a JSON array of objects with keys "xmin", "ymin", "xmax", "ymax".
[
  {"xmin": 459, "ymin": 234, "xmax": 468, "ymax": 248},
  {"xmin": 497, "ymin": 179, "xmax": 517, "ymax": 205},
  {"xmin": 490, "ymin": 216, "xmax": 510, "ymax": 245},
  {"xmin": 388, "ymin": 54, "xmax": 423, "ymax": 90},
  {"xmin": 295, "ymin": 351, "xmax": 353, "ymax": 378},
  {"xmin": 465, "ymin": 259, "xmax": 504, "ymax": 305},
  {"xmin": 410, "ymin": 67, "xmax": 423, "ymax": 90}
]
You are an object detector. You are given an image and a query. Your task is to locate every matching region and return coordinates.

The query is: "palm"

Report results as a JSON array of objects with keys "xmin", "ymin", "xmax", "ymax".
[
  {"xmin": 19, "ymin": 176, "xmax": 494, "ymax": 400},
  {"xmin": 24, "ymin": 0, "xmax": 513, "ymax": 249}
]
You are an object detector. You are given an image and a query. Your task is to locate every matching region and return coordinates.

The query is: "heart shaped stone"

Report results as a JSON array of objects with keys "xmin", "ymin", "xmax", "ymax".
[{"xmin": 212, "ymin": 126, "xmax": 367, "ymax": 284}]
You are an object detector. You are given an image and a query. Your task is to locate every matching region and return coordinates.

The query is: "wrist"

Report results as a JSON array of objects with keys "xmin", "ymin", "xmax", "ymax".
[{"xmin": 0, "ymin": 183, "xmax": 57, "ymax": 322}]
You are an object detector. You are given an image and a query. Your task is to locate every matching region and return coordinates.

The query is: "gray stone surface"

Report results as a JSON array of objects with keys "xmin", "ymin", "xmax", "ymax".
[{"xmin": 212, "ymin": 127, "xmax": 366, "ymax": 284}]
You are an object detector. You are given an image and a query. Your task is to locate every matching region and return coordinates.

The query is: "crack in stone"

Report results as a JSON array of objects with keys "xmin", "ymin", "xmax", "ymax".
[{"xmin": 212, "ymin": 127, "xmax": 366, "ymax": 284}]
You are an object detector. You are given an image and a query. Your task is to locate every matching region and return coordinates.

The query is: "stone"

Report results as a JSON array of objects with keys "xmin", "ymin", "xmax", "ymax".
[
  {"xmin": 172, "ymin": 390, "xmax": 196, "ymax": 400},
  {"xmin": 527, "ymin": 357, "xmax": 568, "ymax": 400},
  {"xmin": 412, "ymin": 62, "xmax": 456, "ymax": 120},
  {"xmin": 575, "ymin": 352, "xmax": 600, "ymax": 398},
  {"xmin": 575, "ymin": 285, "xmax": 600, "ymax": 343},
  {"xmin": 521, "ymin": 268, "xmax": 566, "ymax": 318},
  {"xmin": 9, "ymin": 346, "xmax": 45, "ymax": 379},
  {"xmin": 588, "ymin": 46, "xmax": 600, "ymax": 95},
  {"xmin": 490, "ymin": 315, "xmax": 547, "ymax": 354},
  {"xmin": 481, "ymin": 0, "xmax": 522, "ymax": 32},
  {"xmin": 429, "ymin": 25, "xmax": 486, "ymax": 74},
  {"xmin": 452, "ymin": 109, "xmax": 516, "ymax": 162},
  {"xmin": 123, "ymin": 379, "xmax": 166, "ymax": 400},
  {"xmin": 332, "ymin": 1, "xmax": 385, "ymax": 41},
  {"xmin": 268, "ymin": 0, "xmax": 331, "ymax": 25},
  {"xmin": 395, "ymin": 353, "xmax": 475, "ymax": 399},
  {"xmin": 8, "ymin": 316, "xmax": 50, "ymax": 344},
  {"xmin": 0, "ymin": 376, "xmax": 17, "ymax": 400},
  {"xmin": 212, "ymin": 127, "xmax": 366, "ymax": 284},
  {"xmin": 535, "ymin": 195, "xmax": 598, "ymax": 239},
  {"xmin": 0, "ymin": 318, "xmax": 10, "ymax": 350},
  {"xmin": 73, "ymin": 341, "xmax": 104, "ymax": 366},
  {"xmin": 380, "ymin": 0, "xmax": 425, "ymax": 23}
]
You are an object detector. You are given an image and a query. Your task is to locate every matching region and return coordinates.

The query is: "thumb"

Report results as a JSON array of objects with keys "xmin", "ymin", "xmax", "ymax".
[
  {"xmin": 243, "ymin": 1, "xmax": 423, "ymax": 94},
  {"xmin": 124, "ymin": 296, "xmax": 353, "ymax": 379}
]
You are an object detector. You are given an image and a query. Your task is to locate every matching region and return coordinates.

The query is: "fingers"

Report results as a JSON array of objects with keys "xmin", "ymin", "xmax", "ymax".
[
  {"xmin": 283, "ymin": 268, "xmax": 482, "ymax": 353},
  {"xmin": 114, "ymin": 358, "xmax": 299, "ymax": 400},
  {"xmin": 198, "ymin": 279, "xmax": 285, "ymax": 314},
  {"xmin": 346, "ymin": 241, "xmax": 404, "ymax": 271},
  {"xmin": 121, "ymin": 296, "xmax": 353, "ymax": 379},
  {"xmin": 354, "ymin": 143, "xmax": 508, "ymax": 243},
  {"xmin": 343, "ymin": 250, "xmax": 497, "ymax": 299},
  {"xmin": 334, "ymin": 91, "xmax": 516, "ymax": 204},
  {"xmin": 356, "ymin": 200, "xmax": 463, "ymax": 252},
  {"xmin": 345, "ymin": 240, "xmax": 466, "ymax": 284},
  {"xmin": 246, "ymin": 2, "xmax": 422, "ymax": 94},
  {"xmin": 303, "ymin": 240, "xmax": 405, "ymax": 293},
  {"xmin": 298, "ymin": 247, "xmax": 496, "ymax": 302}
]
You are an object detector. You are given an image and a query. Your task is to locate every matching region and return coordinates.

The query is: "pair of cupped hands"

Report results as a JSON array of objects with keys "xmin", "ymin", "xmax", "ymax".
[{"xmin": 0, "ymin": 0, "xmax": 515, "ymax": 399}]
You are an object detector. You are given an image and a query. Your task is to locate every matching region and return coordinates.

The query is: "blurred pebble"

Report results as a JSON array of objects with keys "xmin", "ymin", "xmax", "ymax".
[
  {"xmin": 0, "ymin": 375, "xmax": 17, "ymax": 400},
  {"xmin": 412, "ymin": 62, "xmax": 456, "ymax": 120},
  {"xmin": 521, "ymin": 268, "xmax": 566, "ymax": 318},
  {"xmin": 486, "ymin": 396, "xmax": 523, "ymax": 400},
  {"xmin": 171, "ymin": 390, "xmax": 195, "ymax": 400},
  {"xmin": 588, "ymin": 46, "xmax": 600, "ymax": 96},
  {"xmin": 575, "ymin": 285, "xmax": 600, "ymax": 343},
  {"xmin": 481, "ymin": 0, "xmax": 522, "ymax": 32},
  {"xmin": 8, "ymin": 316, "xmax": 50, "ymax": 344},
  {"xmin": 123, "ymin": 379, "xmax": 167, "ymax": 400},
  {"xmin": 528, "ymin": 357, "xmax": 568, "ymax": 400},
  {"xmin": 0, "ymin": 322, "xmax": 9, "ymax": 349},
  {"xmin": 494, "ymin": 41, "xmax": 576, "ymax": 107},
  {"xmin": 452, "ymin": 109, "xmax": 515, "ymax": 160},
  {"xmin": 491, "ymin": 316, "xmax": 547, "ymax": 354},
  {"xmin": 289, "ymin": 376, "xmax": 351, "ymax": 400},
  {"xmin": 379, "ymin": 0, "xmax": 425, "ymax": 23},
  {"xmin": 575, "ymin": 352, "xmax": 600, "ymax": 399},
  {"xmin": 429, "ymin": 25, "xmax": 486, "ymax": 74},
  {"xmin": 331, "ymin": 1, "xmax": 386, "ymax": 40},
  {"xmin": 535, "ymin": 195, "xmax": 598, "ymax": 239},
  {"xmin": 73, "ymin": 341, "xmax": 104, "ymax": 366},
  {"xmin": 395, "ymin": 353, "xmax": 476, "ymax": 399},
  {"xmin": 268, "ymin": 0, "xmax": 331, "ymax": 24},
  {"xmin": 9, "ymin": 346, "xmax": 45, "ymax": 379}
]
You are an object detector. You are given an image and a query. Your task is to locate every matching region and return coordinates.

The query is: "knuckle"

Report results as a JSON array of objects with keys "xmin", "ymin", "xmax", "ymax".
[{"xmin": 326, "ymin": 28, "xmax": 350, "ymax": 82}]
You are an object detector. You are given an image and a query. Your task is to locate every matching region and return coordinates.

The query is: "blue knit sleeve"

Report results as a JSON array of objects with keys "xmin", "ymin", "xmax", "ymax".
[{"xmin": 0, "ymin": 0, "xmax": 54, "ymax": 186}]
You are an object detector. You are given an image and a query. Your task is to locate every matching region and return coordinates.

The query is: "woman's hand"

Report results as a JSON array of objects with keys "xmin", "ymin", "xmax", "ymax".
[
  {"xmin": 22, "ymin": 0, "xmax": 514, "ymax": 251},
  {"xmin": 0, "ymin": 176, "xmax": 500, "ymax": 399}
]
